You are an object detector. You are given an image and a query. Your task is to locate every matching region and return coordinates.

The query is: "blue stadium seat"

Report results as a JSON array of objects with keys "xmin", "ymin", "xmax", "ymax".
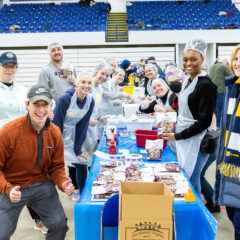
[{"xmin": 0, "ymin": 0, "xmax": 238, "ymax": 33}]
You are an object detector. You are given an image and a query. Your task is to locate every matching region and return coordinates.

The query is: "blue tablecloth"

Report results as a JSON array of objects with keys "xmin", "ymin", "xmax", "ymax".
[{"xmin": 74, "ymin": 134, "xmax": 218, "ymax": 240}]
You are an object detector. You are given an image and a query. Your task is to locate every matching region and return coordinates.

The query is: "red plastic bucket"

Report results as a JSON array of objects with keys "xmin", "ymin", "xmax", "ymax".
[{"xmin": 134, "ymin": 130, "xmax": 167, "ymax": 148}]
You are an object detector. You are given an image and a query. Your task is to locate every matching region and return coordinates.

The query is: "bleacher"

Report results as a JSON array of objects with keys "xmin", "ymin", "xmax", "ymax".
[
  {"xmin": 0, "ymin": 2, "xmax": 108, "ymax": 33},
  {"xmin": 127, "ymin": 0, "xmax": 240, "ymax": 30},
  {"xmin": 0, "ymin": 0, "xmax": 239, "ymax": 33}
]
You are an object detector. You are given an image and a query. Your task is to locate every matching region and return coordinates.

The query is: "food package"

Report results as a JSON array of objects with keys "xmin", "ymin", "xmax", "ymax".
[
  {"xmin": 145, "ymin": 139, "xmax": 163, "ymax": 160},
  {"xmin": 59, "ymin": 68, "xmax": 72, "ymax": 78},
  {"xmin": 156, "ymin": 112, "xmax": 177, "ymax": 136}
]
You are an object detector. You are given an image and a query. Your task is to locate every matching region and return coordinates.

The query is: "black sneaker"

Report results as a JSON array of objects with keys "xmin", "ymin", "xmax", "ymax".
[{"xmin": 205, "ymin": 202, "xmax": 221, "ymax": 213}]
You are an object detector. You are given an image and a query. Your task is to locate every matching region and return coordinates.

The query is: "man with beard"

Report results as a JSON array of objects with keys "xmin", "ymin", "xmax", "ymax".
[{"xmin": 38, "ymin": 42, "xmax": 77, "ymax": 101}]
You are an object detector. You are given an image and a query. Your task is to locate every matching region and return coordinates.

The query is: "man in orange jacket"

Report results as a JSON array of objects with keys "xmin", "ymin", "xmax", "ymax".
[{"xmin": 0, "ymin": 84, "xmax": 75, "ymax": 240}]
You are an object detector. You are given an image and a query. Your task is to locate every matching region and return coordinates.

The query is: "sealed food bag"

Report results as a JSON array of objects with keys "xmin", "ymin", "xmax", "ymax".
[
  {"xmin": 145, "ymin": 139, "xmax": 163, "ymax": 160},
  {"xmin": 156, "ymin": 112, "xmax": 177, "ymax": 136},
  {"xmin": 60, "ymin": 63, "xmax": 73, "ymax": 78},
  {"xmin": 60, "ymin": 68, "xmax": 72, "ymax": 78}
]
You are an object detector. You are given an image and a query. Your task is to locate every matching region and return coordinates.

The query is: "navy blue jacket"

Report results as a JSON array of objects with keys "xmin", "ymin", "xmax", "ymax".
[{"xmin": 214, "ymin": 74, "xmax": 240, "ymax": 209}]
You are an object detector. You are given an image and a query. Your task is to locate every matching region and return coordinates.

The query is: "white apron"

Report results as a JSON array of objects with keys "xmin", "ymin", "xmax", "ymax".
[
  {"xmin": 93, "ymin": 84, "xmax": 105, "ymax": 140},
  {"xmin": 81, "ymin": 85, "xmax": 104, "ymax": 165},
  {"xmin": 175, "ymin": 72, "xmax": 207, "ymax": 178},
  {"xmin": 62, "ymin": 91, "xmax": 92, "ymax": 164},
  {"xmin": 101, "ymin": 80, "xmax": 123, "ymax": 116},
  {"xmin": 147, "ymin": 79, "xmax": 154, "ymax": 96}
]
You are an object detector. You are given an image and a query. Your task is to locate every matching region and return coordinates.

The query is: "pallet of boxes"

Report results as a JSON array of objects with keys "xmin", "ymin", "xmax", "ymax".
[{"xmin": 118, "ymin": 182, "xmax": 174, "ymax": 240}]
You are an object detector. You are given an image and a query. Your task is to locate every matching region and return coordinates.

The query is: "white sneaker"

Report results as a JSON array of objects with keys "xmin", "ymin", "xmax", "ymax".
[{"xmin": 34, "ymin": 220, "xmax": 48, "ymax": 235}]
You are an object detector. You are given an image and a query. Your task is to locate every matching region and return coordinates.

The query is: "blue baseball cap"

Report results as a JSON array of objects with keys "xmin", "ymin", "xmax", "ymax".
[{"xmin": 0, "ymin": 51, "xmax": 18, "ymax": 65}]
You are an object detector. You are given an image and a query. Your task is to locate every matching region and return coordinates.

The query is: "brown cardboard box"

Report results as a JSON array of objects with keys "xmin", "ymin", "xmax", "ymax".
[{"xmin": 118, "ymin": 182, "xmax": 174, "ymax": 240}]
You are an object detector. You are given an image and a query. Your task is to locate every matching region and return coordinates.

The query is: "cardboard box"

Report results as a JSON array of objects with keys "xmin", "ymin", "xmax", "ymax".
[{"xmin": 118, "ymin": 182, "xmax": 174, "ymax": 240}]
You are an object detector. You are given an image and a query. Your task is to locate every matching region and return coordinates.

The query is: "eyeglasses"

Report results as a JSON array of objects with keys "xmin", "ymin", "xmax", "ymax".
[{"xmin": 0, "ymin": 64, "xmax": 18, "ymax": 69}]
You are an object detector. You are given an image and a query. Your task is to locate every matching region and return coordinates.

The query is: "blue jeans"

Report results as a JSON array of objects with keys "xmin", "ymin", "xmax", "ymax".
[
  {"xmin": 226, "ymin": 206, "xmax": 240, "ymax": 240},
  {"xmin": 216, "ymin": 93, "xmax": 224, "ymax": 127},
  {"xmin": 189, "ymin": 151, "xmax": 208, "ymax": 197},
  {"xmin": 201, "ymin": 152, "xmax": 216, "ymax": 203}
]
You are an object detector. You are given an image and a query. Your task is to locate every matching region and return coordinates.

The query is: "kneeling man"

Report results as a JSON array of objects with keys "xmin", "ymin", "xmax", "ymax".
[{"xmin": 0, "ymin": 84, "xmax": 74, "ymax": 240}]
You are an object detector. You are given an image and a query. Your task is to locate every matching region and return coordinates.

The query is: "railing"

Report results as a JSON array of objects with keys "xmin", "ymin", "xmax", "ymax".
[{"xmin": 105, "ymin": 25, "xmax": 128, "ymax": 42}]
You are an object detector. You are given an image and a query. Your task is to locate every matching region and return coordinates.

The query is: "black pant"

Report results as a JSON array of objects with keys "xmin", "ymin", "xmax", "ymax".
[
  {"xmin": 69, "ymin": 164, "xmax": 88, "ymax": 193},
  {"xmin": 226, "ymin": 206, "xmax": 240, "ymax": 240},
  {"xmin": 68, "ymin": 166, "xmax": 78, "ymax": 190}
]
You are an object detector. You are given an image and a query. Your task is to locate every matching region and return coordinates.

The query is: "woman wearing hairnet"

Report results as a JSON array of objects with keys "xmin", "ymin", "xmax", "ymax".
[
  {"xmin": 100, "ymin": 68, "xmax": 132, "ymax": 116},
  {"xmin": 53, "ymin": 72, "xmax": 95, "ymax": 201},
  {"xmin": 139, "ymin": 78, "xmax": 178, "ymax": 113},
  {"xmin": 105, "ymin": 57, "xmax": 117, "ymax": 77},
  {"xmin": 81, "ymin": 63, "xmax": 112, "ymax": 166},
  {"xmin": 162, "ymin": 39, "xmax": 217, "ymax": 196},
  {"xmin": 165, "ymin": 68, "xmax": 185, "ymax": 96},
  {"xmin": 144, "ymin": 64, "xmax": 160, "ymax": 96}
]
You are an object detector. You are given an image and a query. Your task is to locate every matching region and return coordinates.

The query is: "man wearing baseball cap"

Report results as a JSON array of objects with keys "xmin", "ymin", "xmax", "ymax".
[
  {"xmin": 0, "ymin": 51, "xmax": 27, "ymax": 128},
  {"xmin": 0, "ymin": 84, "xmax": 75, "ymax": 239},
  {"xmin": 0, "ymin": 51, "xmax": 18, "ymax": 65}
]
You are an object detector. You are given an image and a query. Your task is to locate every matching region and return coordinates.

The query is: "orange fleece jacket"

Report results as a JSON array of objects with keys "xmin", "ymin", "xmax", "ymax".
[{"xmin": 0, "ymin": 115, "xmax": 69, "ymax": 197}]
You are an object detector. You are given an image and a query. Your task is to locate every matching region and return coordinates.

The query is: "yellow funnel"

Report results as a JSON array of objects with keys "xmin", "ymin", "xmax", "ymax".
[
  {"xmin": 123, "ymin": 86, "xmax": 135, "ymax": 96},
  {"xmin": 128, "ymin": 76, "xmax": 135, "ymax": 85}
]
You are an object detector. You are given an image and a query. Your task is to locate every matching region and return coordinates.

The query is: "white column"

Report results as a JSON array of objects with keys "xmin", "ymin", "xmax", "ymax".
[{"xmin": 106, "ymin": 0, "xmax": 127, "ymax": 13}]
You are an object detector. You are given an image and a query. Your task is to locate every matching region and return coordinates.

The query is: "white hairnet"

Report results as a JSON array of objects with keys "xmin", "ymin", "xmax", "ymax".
[
  {"xmin": 47, "ymin": 42, "xmax": 63, "ymax": 54},
  {"xmin": 78, "ymin": 72, "xmax": 92, "ymax": 83},
  {"xmin": 113, "ymin": 67, "xmax": 125, "ymax": 75},
  {"xmin": 184, "ymin": 39, "xmax": 208, "ymax": 58},
  {"xmin": 145, "ymin": 64, "xmax": 158, "ymax": 73},
  {"xmin": 152, "ymin": 78, "xmax": 169, "ymax": 89},
  {"xmin": 165, "ymin": 68, "xmax": 185, "ymax": 82},
  {"xmin": 93, "ymin": 62, "xmax": 112, "ymax": 76},
  {"xmin": 165, "ymin": 65, "xmax": 177, "ymax": 75},
  {"xmin": 105, "ymin": 57, "xmax": 117, "ymax": 65}
]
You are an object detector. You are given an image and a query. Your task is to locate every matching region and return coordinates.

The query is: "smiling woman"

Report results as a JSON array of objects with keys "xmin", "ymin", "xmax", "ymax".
[
  {"xmin": 100, "ymin": 67, "xmax": 131, "ymax": 116},
  {"xmin": 76, "ymin": 73, "xmax": 93, "ymax": 101},
  {"xmin": 139, "ymin": 78, "xmax": 177, "ymax": 114},
  {"xmin": 214, "ymin": 44, "xmax": 240, "ymax": 239},
  {"xmin": 182, "ymin": 50, "xmax": 203, "ymax": 81},
  {"xmin": 162, "ymin": 39, "xmax": 217, "ymax": 197},
  {"xmin": 53, "ymin": 72, "xmax": 95, "ymax": 197},
  {"xmin": 144, "ymin": 64, "xmax": 159, "ymax": 96}
]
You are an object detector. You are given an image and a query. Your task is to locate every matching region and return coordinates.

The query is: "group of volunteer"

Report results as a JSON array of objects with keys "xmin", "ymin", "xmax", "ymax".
[
  {"xmin": 0, "ymin": 38, "xmax": 240, "ymax": 239},
  {"xmin": 139, "ymin": 39, "xmax": 240, "ymax": 239}
]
